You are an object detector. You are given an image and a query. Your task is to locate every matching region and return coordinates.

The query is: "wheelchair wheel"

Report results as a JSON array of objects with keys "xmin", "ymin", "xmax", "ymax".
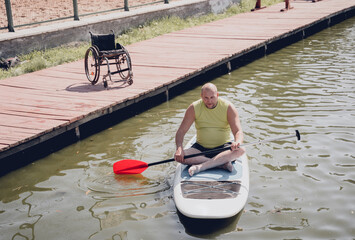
[
  {"xmin": 85, "ymin": 47, "xmax": 100, "ymax": 85},
  {"xmin": 115, "ymin": 47, "xmax": 132, "ymax": 81}
]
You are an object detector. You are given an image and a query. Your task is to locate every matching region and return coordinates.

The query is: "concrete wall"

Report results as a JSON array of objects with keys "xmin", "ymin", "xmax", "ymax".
[{"xmin": 0, "ymin": 0, "xmax": 241, "ymax": 58}]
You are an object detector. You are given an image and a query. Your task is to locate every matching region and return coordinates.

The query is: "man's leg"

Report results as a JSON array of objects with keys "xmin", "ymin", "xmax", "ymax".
[
  {"xmin": 188, "ymin": 147, "xmax": 245, "ymax": 176},
  {"xmin": 180, "ymin": 147, "xmax": 211, "ymax": 165}
]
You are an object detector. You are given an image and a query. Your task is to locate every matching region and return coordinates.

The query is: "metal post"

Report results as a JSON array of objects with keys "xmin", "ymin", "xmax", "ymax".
[
  {"xmin": 165, "ymin": 88, "xmax": 169, "ymax": 101},
  {"xmin": 281, "ymin": 0, "xmax": 293, "ymax": 12},
  {"xmin": 5, "ymin": 0, "xmax": 15, "ymax": 32},
  {"xmin": 124, "ymin": 0, "xmax": 129, "ymax": 11},
  {"xmin": 255, "ymin": 0, "xmax": 261, "ymax": 9},
  {"xmin": 226, "ymin": 61, "xmax": 231, "ymax": 73},
  {"xmin": 251, "ymin": 0, "xmax": 266, "ymax": 11},
  {"xmin": 73, "ymin": 0, "xmax": 80, "ymax": 20}
]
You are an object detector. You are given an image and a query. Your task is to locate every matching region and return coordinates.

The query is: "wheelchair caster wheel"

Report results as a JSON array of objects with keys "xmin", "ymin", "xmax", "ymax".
[{"xmin": 103, "ymin": 81, "xmax": 108, "ymax": 88}]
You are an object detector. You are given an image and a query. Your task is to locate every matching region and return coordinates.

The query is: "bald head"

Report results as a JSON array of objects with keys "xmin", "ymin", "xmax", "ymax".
[
  {"xmin": 201, "ymin": 83, "xmax": 219, "ymax": 109},
  {"xmin": 201, "ymin": 83, "xmax": 218, "ymax": 95}
]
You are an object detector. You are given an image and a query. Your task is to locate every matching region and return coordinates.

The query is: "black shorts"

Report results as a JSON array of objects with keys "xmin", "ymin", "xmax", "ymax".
[{"xmin": 191, "ymin": 142, "xmax": 231, "ymax": 159}]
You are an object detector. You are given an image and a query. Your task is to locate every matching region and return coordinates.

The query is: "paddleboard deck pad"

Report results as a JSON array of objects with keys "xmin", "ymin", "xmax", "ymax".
[{"xmin": 173, "ymin": 139, "xmax": 249, "ymax": 219}]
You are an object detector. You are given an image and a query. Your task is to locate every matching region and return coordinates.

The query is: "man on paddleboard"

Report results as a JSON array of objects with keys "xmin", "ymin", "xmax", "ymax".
[{"xmin": 174, "ymin": 82, "xmax": 245, "ymax": 176}]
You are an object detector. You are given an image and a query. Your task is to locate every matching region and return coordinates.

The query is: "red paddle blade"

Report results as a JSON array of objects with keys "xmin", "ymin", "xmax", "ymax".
[{"xmin": 113, "ymin": 159, "xmax": 149, "ymax": 174}]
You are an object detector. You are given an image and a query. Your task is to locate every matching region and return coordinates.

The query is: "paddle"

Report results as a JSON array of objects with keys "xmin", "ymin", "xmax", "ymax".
[{"xmin": 113, "ymin": 130, "xmax": 301, "ymax": 175}]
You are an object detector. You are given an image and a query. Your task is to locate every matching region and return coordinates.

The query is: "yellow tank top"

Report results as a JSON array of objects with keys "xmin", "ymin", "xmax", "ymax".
[{"xmin": 193, "ymin": 98, "xmax": 231, "ymax": 148}]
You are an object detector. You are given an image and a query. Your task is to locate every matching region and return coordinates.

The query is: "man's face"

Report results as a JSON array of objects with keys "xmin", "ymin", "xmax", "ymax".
[{"xmin": 201, "ymin": 89, "xmax": 218, "ymax": 109}]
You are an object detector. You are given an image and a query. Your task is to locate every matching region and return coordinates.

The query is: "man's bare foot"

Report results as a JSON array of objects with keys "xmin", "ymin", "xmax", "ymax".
[
  {"xmin": 220, "ymin": 162, "xmax": 233, "ymax": 172},
  {"xmin": 188, "ymin": 165, "xmax": 201, "ymax": 176}
]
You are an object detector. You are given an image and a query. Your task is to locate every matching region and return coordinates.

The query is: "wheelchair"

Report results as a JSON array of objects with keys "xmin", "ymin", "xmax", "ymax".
[{"xmin": 84, "ymin": 31, "xmax": 133, "ymax": 88}]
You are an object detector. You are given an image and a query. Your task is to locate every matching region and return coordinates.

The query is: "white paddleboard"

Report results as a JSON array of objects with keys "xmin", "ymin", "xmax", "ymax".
[{"xmin": 173, "ymin": 136, "xmax": 249, "ymax": 219}]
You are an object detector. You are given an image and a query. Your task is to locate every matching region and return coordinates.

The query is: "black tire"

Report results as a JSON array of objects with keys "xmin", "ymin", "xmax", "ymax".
[
  {"xmin": 115, "ymin": 47, "xmax": 133, "ymax": 81},
  {"xmin": 84, "ymin": 47, "xmax": 100, "ymax": 85}
]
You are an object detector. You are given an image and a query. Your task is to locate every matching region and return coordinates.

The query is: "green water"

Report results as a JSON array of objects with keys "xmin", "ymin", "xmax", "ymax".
[{"xmin": 1, "ymin": 17, "xmax": 354, "ymax": 239}]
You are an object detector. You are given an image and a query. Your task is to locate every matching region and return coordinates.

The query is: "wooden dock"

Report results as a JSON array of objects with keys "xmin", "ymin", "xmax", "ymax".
[{"xmin": 0, "ymin": 0, "xmax": 354, "ymax": 176}]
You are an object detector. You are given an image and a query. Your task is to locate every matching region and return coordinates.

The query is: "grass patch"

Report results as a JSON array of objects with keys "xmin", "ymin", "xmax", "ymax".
[{"xmin": 0, "ymin": 0, "xmax": 282, "ymax": 80}]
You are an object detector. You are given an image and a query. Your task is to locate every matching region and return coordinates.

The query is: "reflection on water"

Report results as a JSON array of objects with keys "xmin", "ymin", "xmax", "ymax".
[
  {"xmin": 178, "ymin": 210, "xmax": 243, "ymax": 237},
  {"xmin": 1, "ymin": 17, "xmax": 355, "ymax": 240}
]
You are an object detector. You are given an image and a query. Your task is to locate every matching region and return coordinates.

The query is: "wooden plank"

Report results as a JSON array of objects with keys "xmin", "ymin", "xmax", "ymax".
[
  {"xmin": 0, "ymin": 126, "xmax": 41, "ymax": 143},
  {"xmin": 0, "ymin": 144, "xmax": 8, "ymax": 149},
  {"xmin": 0, "ymin": 107, "xmax": 75, "ymax": 121},
  {"xmin": 0, "ymin": 113, "xmax": 66, "ymax": 130}
]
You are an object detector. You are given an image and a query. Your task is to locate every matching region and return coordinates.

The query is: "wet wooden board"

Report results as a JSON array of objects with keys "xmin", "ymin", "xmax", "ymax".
[{"xmin": 0, "ymin": 0, "xmax": 354, "ymax": 153}]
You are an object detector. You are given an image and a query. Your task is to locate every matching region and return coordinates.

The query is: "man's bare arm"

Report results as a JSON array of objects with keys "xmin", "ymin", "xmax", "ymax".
[
  {"xmin": 175, "ymin": 104, "xmax": 195, "ymax": 162},
  {"xmin": 227, "ymin": 104, "xmax": 243, "ymax": 150}
]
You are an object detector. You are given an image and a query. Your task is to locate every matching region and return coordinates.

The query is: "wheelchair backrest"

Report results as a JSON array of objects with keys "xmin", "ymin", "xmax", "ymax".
[{"xmin": 90, "ymin": 32, "xmax": 116, "ymax": 51}]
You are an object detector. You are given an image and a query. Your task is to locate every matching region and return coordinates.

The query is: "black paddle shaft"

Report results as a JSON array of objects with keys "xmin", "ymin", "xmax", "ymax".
[{"xmin": 148, "ymin": 130, "xmax": 301, "ymax": 167}]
